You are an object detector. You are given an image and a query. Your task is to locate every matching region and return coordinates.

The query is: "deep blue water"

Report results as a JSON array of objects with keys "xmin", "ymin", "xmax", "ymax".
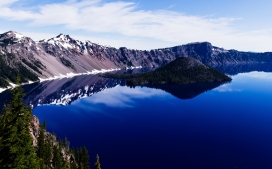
[{"xmin": 32, "ymin": 71, "xmax": 272, "ymax": 169}]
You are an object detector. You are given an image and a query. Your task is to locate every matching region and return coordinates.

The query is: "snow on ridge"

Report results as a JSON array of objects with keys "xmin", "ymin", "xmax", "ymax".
[
  {"xmin": 0, "ymin": 88, "xmax": 6, "ymax": 93},
  {"xmin": 0, "ymin": 82, "xmax": 19, "ymax": 94},
  {"xmin": 0, "ymin": 67, "xmax": 141, "ymax": 94},
  {"xmin": 39, "ymin": 68, "xmax": 121, "ymax": 82},
  {"xmin": 45, "ymin": 34, "xmax": 83, "ymax": 49},
  {"xmin": 14, "ymin": 32, "xmax": 24, "ymax": 39},
  {"xmin": 47, "ymin": 39, "xmax": 56, "ymax": 45},
  {"xmin": 126, "ymin": 66, "xmax": 143, "ymax": 70},
  {"xmin": 60, "ymin": 42, "xmax": 72, "ymax": 49}
]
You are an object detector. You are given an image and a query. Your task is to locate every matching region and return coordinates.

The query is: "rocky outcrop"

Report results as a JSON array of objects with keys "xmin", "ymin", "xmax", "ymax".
[
  {"xmin": 29, "ymin": 115, "xmax": 75, "ymax": 167},
  {"xmin": 30, "ymin": 115, "xmax": 40, "ymax": 147}
]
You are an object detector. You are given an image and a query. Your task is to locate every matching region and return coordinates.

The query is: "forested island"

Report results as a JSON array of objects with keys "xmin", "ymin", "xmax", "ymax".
[{"xmin": 102, "ymin": 57, "xmax": 232, "ymax": 86}]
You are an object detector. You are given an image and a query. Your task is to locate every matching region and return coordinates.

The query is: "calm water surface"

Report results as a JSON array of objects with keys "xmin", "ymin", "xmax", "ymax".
[{"xmin": 28, "ymin": 71, "xmax": 272, "ymax": 169}]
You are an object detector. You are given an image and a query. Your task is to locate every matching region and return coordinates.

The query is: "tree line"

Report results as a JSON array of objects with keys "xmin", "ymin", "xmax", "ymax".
[{"xmin": 0, "ymin": 76, "xmax": 102, "ymax": 169}]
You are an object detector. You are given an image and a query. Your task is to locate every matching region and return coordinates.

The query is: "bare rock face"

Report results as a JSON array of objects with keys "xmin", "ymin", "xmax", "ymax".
[
  {"xmin": 0, "ymin": 31, "xmax": 272, "ymax": 87},
  {"xmin": 30, "ymin": 115, "xmax": 40, "ymax": 147},
  {"xmin": 29, "ymin": 115, "xmax": 75, "ymax": 167}
]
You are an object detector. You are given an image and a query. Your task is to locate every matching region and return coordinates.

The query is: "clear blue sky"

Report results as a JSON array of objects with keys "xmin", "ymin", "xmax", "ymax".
[{"xmin": 0, "ymin": 0, "xmax": 272, "ymax": 52}]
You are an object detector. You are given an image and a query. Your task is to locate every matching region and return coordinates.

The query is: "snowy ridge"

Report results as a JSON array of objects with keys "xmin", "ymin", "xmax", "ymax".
[
  {"xmin": 6, "ymin": 31, "xmax": 25, "ymax": 41},
  {"xmin": 46, "ymin": 34, "xmax": 88, "ymax": 50},
  {"xmin": 14, "ymin": 32, "xmax": 24, "ymax": 40}
]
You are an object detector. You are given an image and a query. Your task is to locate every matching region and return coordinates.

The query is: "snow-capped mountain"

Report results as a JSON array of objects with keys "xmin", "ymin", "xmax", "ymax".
[{"xmin": 1, "ymin": 30, "xmax": 272, "ymax": 88}]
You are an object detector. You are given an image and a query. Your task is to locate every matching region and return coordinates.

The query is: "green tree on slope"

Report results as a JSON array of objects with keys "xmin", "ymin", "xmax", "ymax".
[{"xmin": 0, "ymin": 76, "xmax": 39, "ymax": 169}]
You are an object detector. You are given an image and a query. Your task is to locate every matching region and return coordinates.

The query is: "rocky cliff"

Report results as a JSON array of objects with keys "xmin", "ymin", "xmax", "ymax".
[
  {"xmin": 30, "ymin": 115, "xmax": 76, "ymax": 168},
  {"xmin": 1, "ymin": 31, "xmax": 272, "ymax": 87}
]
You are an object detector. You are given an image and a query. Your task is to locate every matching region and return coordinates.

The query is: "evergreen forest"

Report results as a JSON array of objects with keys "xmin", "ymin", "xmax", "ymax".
[{"xmin": 0, "ymin": 77, "xmax": 101, "ymax": 169}]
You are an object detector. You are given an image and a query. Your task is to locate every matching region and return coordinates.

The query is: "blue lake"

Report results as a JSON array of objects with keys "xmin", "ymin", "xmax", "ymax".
[
  {"xmin": 27, "ymin": 71, "xmax": 272, "ymax": 169},
  {"xmin": 1, "ymin": 67, "xmax": 272, "ymax": 169}
]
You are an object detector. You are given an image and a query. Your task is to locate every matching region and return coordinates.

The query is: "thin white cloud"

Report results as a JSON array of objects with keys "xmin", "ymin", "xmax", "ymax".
[
  {"xmin": 166, "ymin": 4, "xmax": 176, "ymax": 9},
  {"xmin": 0, "ymin": 0, "xmax": 18, "ymax": 6},
  {"xmin": 0, "ymin": 0, "xmax": 272, "ymax": 51}
]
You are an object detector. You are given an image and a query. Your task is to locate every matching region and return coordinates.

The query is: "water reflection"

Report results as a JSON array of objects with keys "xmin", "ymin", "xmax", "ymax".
[
  {"xmin": 143, "ymin": 82, "xmax": 228, "ymax": 99},
  {"xmin": 82, "ymin": 86, "xmax": 168, "ymax": 108},
  {"xmin": 0, "ymin": 75, "xmax": 124, "ymax": 111},
  {"xmin": 31, "ymin": 71, "xmax": 272, "ymax": 169},
  {"xmin": 1, "ymin": 63, "xmax": 272, "ymax": 111},
  {"xmin": 213, "ymin": 62, "xmax": 272, "ymax": 75},
  {"xmin": 0, "ymin": 76, "xmax": 227, "ymax": 111}
]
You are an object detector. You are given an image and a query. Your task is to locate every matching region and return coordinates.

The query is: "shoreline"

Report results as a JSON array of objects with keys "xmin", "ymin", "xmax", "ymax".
[{"xmin": 0, "ymin": 68, "xmax": 124, "ymax": 94}]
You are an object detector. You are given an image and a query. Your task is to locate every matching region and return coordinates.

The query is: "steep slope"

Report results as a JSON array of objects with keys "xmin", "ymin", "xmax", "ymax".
[
  {"xmin": 0, "ymin": 31, "xmax": 72, "ymax": 87},
  {"xmin": 0, "ymin": 31, "xmax": 272, "ymax": 87},
  {"xmin": 39, "ymin": 34, "xmax": 119, "ymax": 72}
]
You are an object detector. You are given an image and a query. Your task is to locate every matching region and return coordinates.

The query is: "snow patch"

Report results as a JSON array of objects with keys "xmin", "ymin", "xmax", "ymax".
[
  {"xmin": 0, "ymin": 82, "xmax": 18, "ymax": 94},
  {"xmin": 9, "ymin": 83, "xmax": 17, "ymax": 87},
  {"xmin": 47, "ymin": 40, "xmax": 56, "ymax": 45},
  {"xmin": 0, "ymin": 88, "xmax": 6, "ymax": 93},
  {"xmin": 126, "ymin": 66, "xmax": 143, "ymax": 70},
  {"xmin": 14, "ymin": 32, "xmax": 24, "ymax": 40},
  {"xmin": 39, "ymin": 68, "xmax": 121, "ymax": 82},
  {"xmin": 61, "ymin": 42, "xmax": 72, "ymax": 49}
]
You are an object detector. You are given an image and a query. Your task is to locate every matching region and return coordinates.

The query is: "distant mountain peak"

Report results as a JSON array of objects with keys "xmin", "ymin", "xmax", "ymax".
[
  {"xmin": 44, "ymin": 33, "xmax": 94, "ymax": 51},
  {"xmin": 55, "ymin": 33, "xmax": 72, "ymax": 41},
  {"xmin": 186, "ymin": 41, "xmax": 211, "ymax": 45},
  {"xmin": 0, "ymin": 30, "xmax": 25, "ymax": 40},
  {"xmin": 44, "ymin": 34, "xmax": 76, "ymax": 49}
]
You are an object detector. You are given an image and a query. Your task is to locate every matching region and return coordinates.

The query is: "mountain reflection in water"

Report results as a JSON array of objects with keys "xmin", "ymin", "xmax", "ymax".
[
  {"xmin": 0, "ymin": 76, "xmax": 227, "ymax": 111},
  {"xmin": 213, "ymin": 62, "xmax": 272, "ymax": 75},
  {"xmin": 0, "ymin": 62, "xmax": 271, "ymax": 110},
  {"xmin": 143, "ymin": 82, "xmax": 228, "ymax": 100}
]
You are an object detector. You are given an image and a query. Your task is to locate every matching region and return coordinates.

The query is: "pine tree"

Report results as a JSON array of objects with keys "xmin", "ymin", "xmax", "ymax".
[
  {"xmin": 94, "ymin": 154, "xmax": 102, "ymax": 169},
  {"xmin": 78, "ymin": 147, "xmax": 83, "ymax": 169},
  {"xmin": 37, "ymin": 125, "xmax": 46, "ymax": 158},
  {"xmin": 44, "ymin": 137, "xmax": 52, "ymax": 166},
  {"xmin": 53, "ymin": 144, "xmax": 63, "ymax": 169},
  {"xmin": 81, "ymin": 147, "xmax": 90, "ymax": 169},
  {"xmin": 37, "ymin": 124, "xmax": 52, "ymax": 168},
  {"xmin": 43, "ymin": 119, "xmax": 47, "ymax": 130},
  {"xmin": 37, "ymin": 125, "xmax": 46, "ymax": 168},
  {"xmin": 0, "ymin": 76, "xmax": 39, "ymax": 169}
]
